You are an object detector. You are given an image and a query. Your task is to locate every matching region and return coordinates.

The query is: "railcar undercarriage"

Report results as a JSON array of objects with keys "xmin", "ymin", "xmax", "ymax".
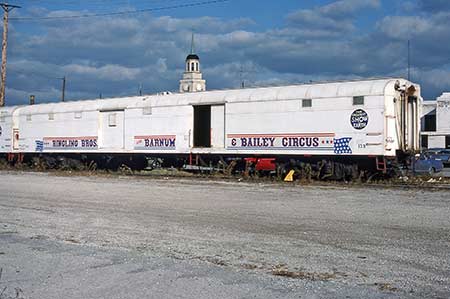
[{"xmin": 1, "ymin": 152, "xmax": 408, "ymax": 181}]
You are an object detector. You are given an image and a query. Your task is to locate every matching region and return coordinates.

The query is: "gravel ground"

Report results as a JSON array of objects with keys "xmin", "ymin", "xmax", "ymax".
[{"xmin": 0, "ymin": 171, "xmax": 449, "ymax": 298}]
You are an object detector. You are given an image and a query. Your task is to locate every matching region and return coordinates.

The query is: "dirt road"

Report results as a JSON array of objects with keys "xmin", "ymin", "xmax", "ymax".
[{"xmin": 0, "ymin": 171, "xmax": 449, "ymax": 298}]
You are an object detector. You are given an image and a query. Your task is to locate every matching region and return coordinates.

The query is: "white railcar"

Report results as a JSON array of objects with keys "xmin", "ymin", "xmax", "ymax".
[
  {"xmin": 0, "ymin": 106, "xmax": 18, "ymax": 153},
  {"xmin": 0, "ymin": 78, "xmax": 421, "ymax": 174}
]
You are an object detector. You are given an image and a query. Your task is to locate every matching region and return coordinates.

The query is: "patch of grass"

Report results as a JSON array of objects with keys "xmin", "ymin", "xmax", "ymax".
[
  {"xmin": 374, "ymin": 282, "xmax": 398, "ymax": 292},
  {"xmin": 64, "ymin": 237, "xmax": 81, "ymax": 244},
  {"xmin": 271, "ymin": 267, "xmax": 337, "ymax": 281},
  {"xmin": 204, "ymin": 257, "xmax": 227, "ymax": 266},
  {"xmin": 241, "ymin": 263, "xmax": 259, "ymax": 270}
]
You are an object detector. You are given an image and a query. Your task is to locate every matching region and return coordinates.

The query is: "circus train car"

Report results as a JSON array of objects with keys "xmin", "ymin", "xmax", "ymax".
[{"xmin": 0, "ymin": 78, "xmax": 422, "ymax": 179}]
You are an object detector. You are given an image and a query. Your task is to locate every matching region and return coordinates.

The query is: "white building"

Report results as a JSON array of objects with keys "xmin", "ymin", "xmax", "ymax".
[
  {"xmin": 179, "ymin": 35, "xmax": 206, "ymax": 93},
  {"xmin": 421, "ymin": 93, "xmax": 450, "ymax": 149}
]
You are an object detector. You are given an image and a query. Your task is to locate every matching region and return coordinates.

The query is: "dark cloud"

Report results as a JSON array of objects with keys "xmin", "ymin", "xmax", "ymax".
[
  {"xmin": 286, "ymin": 0, "xmax": 379, "ymax": 32},
  {"xmin": 418, "ymin": 0, "xmax": 450, "ymax": 12},
  {"xmin": 375, "ymin": 13, "xmax": 450, "ymax": 68}
]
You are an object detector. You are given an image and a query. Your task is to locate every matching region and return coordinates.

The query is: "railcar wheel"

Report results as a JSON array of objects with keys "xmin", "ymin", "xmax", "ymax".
[
  {"xmin": 276, "ymin": 163, "xmax": 287, "ymax": 180},
  {"xmin": 428, "ymin": 167, "xmax": 436, "ymax": 175}
]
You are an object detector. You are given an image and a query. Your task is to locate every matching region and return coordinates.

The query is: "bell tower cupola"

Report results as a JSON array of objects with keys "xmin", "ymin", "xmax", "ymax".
[{"xmin": 179, "ymin": 33, "xmax": 206, "ymax": 93}]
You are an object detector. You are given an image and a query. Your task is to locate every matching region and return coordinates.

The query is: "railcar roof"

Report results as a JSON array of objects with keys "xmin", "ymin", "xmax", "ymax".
[
  {"xmin": 437, "ymin": 92, "xmax": 450, "ymax": 100},
  {"xmin": 0, "ymin": 106, "xmax": 19, "ymax": 114},
  {"xmin": 7, "ymin": 78, "xmax": 413, "ymax": 114}
]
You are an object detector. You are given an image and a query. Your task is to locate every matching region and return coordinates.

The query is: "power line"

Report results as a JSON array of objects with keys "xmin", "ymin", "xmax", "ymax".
[
  {"xmin": 14, "ymin": 0, "xmax": 184, "ymax": 10},
  {"xmin": 10, "ymin": 0, "xmax": 229, "ymax": 21}
]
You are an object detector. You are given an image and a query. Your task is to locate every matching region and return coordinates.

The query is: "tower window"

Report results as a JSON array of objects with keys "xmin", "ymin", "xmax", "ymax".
[
  {"xmin": 196, "ymin": 63, "xmax": 199, "ymax": 72},
  {"xmin": 191, "ymin": 62, "xmax": 195, "ymax": 72}
]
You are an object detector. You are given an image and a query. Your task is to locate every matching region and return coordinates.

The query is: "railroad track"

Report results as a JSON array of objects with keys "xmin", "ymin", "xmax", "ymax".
[{"xmin": 2, "ymin": 166, "xmax": 449, "ymax": 191}]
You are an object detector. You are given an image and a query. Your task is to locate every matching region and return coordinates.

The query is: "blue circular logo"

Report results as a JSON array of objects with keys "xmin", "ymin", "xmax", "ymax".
[{"xmin": 350, "ymin": 109, "xmax": 368, "ymax": 130}]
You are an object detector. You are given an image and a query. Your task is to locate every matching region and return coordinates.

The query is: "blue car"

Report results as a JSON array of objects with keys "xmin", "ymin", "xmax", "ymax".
[
  {"xmin": 413, "ymin": 153, "xmax": 444, "ymax": 175},
  {"xmin": 424, "ymin": 148, "xmax": 450, "ymax": 166}
]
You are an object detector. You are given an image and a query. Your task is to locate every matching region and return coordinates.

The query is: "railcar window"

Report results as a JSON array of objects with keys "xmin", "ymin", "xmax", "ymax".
[
  {"xmin": 302, "ymin": 99, "xmax": 312, "ymax": 108},
  {"xmin": 108, "ymin": 113, "xmax": 117, "ymax": 127},
  {"xmin": 74, "ymin": 112, "xmax": 82, "ymax": 119},
  {"xmin": 48, "ymin": 113, "xmax": 54, "ymax": 120},
  {"xmin": 353, "ymin": 96, "xmax": 365, "ymax": 105},
  {"xmin": 142, "ymin": 107, "xmax": 152, "ymax": 115},
  {"xmin": 26, "ymin": 115, "xmax": 32, "ymax": 121}
]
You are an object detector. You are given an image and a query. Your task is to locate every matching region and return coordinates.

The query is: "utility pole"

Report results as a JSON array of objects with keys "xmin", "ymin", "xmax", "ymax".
[
  {"xmin": 238, "ymin": 64, "xmax": 256, "ymax": 89},
  {"xmin": 0, "ymin": 2, "xmax": 20, "ymax": 107},
  {"xmin": 239, "ymin": 65, "xmax": 245, "ymax": 88},
  {"xmin": 61, "ymin": 76, "xmax": 66, "ymax": 102}
]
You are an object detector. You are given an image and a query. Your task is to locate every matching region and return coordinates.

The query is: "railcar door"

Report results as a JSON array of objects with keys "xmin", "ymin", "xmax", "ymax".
[
  {"xmin": 193, "ymin": 104, "xmax": 225, "ymax": 148},
  {"xmin": 99, "ymin": 110, "xmax": 125, "ymax": 150},
  {"xmin": 13, "ymin": 129, "xmax": 19, "ymax": 150},
  {"xmin": 211, "ymin": 104, "xmax": 225, "ymax": 148},
  {"xmin": 193, "ymin": 105, "xmax": 211, "ymax": 147}
]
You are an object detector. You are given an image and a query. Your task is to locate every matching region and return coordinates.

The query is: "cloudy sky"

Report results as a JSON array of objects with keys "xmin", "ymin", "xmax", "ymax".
[{"xmin": 4, "ymin": 0, "xmax": 450, "ymax": 105}]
